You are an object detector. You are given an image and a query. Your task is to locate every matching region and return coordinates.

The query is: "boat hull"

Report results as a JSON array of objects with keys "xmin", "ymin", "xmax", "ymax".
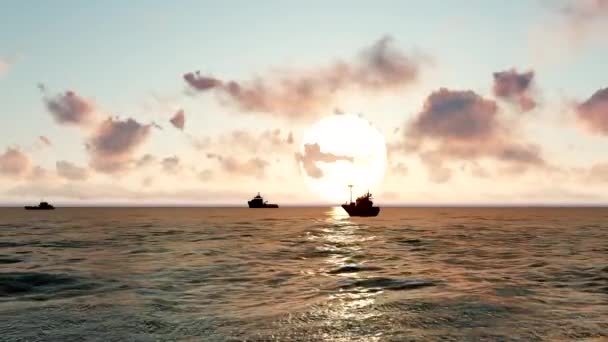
[
  {"xmin": 24, "ymin": 207, "xmax": 54, "ymax": 210},
  {"xmin": 341, "ymin": 204, "xmax": 380, "ymax": 217},
  {"xmin": 248, "ymin": 201, "xmax": 279, "ymax": 208}
]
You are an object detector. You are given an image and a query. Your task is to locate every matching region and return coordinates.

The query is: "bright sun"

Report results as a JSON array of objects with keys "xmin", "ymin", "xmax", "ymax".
[{"xmin": 298, "ymin": 114, "xmax": 387, "ymax": 203}]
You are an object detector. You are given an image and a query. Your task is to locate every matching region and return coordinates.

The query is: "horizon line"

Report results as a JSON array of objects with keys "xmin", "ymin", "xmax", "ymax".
[{"xmin": 2, "ymin": 202, "xmax": 608, "ymax": 208}]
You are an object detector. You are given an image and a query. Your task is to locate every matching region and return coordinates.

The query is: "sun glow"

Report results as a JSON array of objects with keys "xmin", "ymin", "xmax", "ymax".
[{"xmin": 299, "ymin": 114, "xmax": 387, "ymax": 203}]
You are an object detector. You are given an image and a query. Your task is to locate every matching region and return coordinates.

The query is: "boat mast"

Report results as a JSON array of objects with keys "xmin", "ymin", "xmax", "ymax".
[{"xmin": 348, "ymin": 184, "xmax": 353, "ymax": 204}]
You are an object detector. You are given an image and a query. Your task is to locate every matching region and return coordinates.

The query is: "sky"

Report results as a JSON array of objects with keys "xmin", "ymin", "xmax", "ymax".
[{"xmin": 1, "ymin": 0, "xmax": 608, "ymax": 205}]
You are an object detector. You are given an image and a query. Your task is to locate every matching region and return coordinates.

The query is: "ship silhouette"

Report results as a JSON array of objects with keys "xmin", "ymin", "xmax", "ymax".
[
  {"xmin": 341, "ymin": 185, "xmax": 380, "ymax": 217},
  {"xmin": 248, "ymin": 193, "xmax": 279, "ymax": 208},
  {"xmin": 24, "ymin": 201, "xmax": 55, "ymax": 210}
]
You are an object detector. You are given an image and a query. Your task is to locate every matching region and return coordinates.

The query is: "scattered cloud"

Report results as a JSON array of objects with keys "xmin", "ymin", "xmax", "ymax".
[
  {"xmin": 196, "ymin": 128, "xmax": 294, "ymax": 154},
  {"xmin": 39, "ymin": 136, "xmax": 52, "ymax": 146},
  {"xmin": 586, "ymin": 162, "xmax": 608, "ymax": 182},
  {"xmin": 44, "ymin": 90, "xmax": 98, "ymax": 127},
  {"xmin": 169, "ymin": 109, "xmax": 185, "ymax": 130},
  {"xmin": 530, "ymin": 0, "xmax": 608, "ymax": 63},
  {"xmin": 5, "ymin": 182, "xmax": 254, "ymax": 203},
  {"xmin": 390, "ymin": 162, "xmax": 409, "ymax": 176},
  {"xmin": 184, "ymin": 35, "xmax": 426, "ymax": 118},
  {"xmin": 28, "ymin": 165, "xmax": 51, "ymax": 182},
  {"xmin": 183, "ymin": 73, "xmax": 223, "ymax": 91},
  {"xmin": 295, "ymin": 143, "xmax": 354, "ymax": 178},
  {"xmin": 135, "ymin": 154, "xmax": 156, "ymax": 168},
  {"xmin": 287, "ymin": 131, "xmax": 294, "ymax": 144},
  {"xmin": 198, "ymin": 169, "xmax": 213, "ymax": 181},
  {"xmin": 142, "ymin": 176, "xmax": 154, "ymax": 187},
  {"xmin": 492, "ymin": 69, "xmax": 537, "ymax": 112},
  {"xmin": 207, "ymin": 153, "xmax": 269, "ymax": 177},
  {"xmin": 402, "ymin": 88, "xmax": 546, "ymax": 182},
  {"xmin": 56, "ymin": 161, "xmax": 88, "ymax": 181},
  {"xmin": 560, "ymin": 0, "xmax": 608, "ymax": 38},
  {"xmin": 161, "ymin": 156, "xmax": 180, "ymax": 174},
  {"xmin": 0, "ymin": 148, "xmax": 31, "ymax": 178},
  {"xmin": 0, "ymin": 54, "xmax": 20, "ymax": 77},
  {"xmin": 87, "ymin": 117, "xmax": 153, "ymax": 173},
  {"xmin": 575, "ymin": 87, "xmax": 608, "ymax": 135}
]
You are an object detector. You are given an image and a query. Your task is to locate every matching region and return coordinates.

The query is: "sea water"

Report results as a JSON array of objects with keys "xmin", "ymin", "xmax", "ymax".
[{"xmin": 1, "ymin": 207, "xmax": 607, "ymax": 341}]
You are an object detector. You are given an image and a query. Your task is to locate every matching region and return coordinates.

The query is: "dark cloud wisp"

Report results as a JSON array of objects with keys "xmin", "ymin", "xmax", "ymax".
[
  {"xmin": 492, "ymin": 69, "xmax": 537, "ymax": 112},
  {"xmin": 295, "ymin": 143, "xmax": 354, "ymax": 179}
]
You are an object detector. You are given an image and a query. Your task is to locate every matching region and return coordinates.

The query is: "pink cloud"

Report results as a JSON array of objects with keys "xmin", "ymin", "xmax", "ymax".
[
  {"xmin": 44, "ymin": 90, "xmax": 97, "ymax": 126},
  {"xmin": 492, "ymin": 69, "xmax": 537, "ymax": 112},
  {"xmin": 88, "ymin": 117, "xmax": 153, "ymax": 173},
  {"xmin": 183, "ymin": 35, "xmax": 425, "ymax": 118},
  {"xmin": 576, "ymin": 87, "xmax": 608, "ymax": 135},
  {"xmin": 169, "ymin": 109, "xmax": 185, "ymax": 130},
  {"xmin": 0, "ymin": 148, "xmax": 31, "ymax": 178}
]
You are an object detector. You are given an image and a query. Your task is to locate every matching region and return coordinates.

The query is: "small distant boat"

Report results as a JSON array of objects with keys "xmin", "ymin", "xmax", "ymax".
[
  {"xmin": 341, "ymin": 185, "xmax": 380, "ymax": 217},
  {"xmin": 248, "ymin": 193, "xmax": 279, "ymax": 208},
  {"xmin": 24, "ymin": 201, "xmax": 55, "ymax": 210}
]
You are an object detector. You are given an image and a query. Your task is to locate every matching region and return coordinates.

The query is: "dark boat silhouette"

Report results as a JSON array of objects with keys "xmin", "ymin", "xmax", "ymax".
[
  {"xmin": 24, "ymin": 201, "xmax": 55, "ymax": 210},
  {"xmin": 248, "ymin": 193, "xmax": 279, "ymax": 208},
  {"xmin": 341, "ymin": 185, "xmax": 380, "ymax": 217}
]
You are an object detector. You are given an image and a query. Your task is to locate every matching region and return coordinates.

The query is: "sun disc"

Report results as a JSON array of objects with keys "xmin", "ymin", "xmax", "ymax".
[{"xmin": 298, "ymin": 114, "xmax": 387, "ymax": 203}]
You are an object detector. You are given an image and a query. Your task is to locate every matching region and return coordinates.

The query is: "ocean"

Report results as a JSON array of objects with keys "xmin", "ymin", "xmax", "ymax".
[{"xmin": 0, "ymin": 207, "xmax": 607, "ymax": 341}]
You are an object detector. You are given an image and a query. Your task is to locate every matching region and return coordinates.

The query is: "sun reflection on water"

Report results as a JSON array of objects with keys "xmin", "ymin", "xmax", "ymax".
[{"xmin": 307, "ymin": 206, "xmax": 383, "ymax": 338}]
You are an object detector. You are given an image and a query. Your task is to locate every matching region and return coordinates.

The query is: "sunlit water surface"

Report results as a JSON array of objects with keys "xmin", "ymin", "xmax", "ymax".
[{"xmin": 1, "ymin": 207, "xmax": 607, "ymax": 341}]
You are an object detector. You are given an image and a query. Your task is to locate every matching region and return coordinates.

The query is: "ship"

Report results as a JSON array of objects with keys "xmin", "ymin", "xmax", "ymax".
[
  {"xmin": 24, "ymin": 201, "xmax": 55, "ymax": 210},
  {"xmin": 248, "ymin": 193, "xmax": 279, "ymax": 208},
  {"xmin": 341, "ymin": 185, "xmax": 380, "ymax": 217}
]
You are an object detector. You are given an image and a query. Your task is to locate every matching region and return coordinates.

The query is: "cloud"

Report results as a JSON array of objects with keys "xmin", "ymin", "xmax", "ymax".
[
  {"xmin": 492, "ymin": 69, "xmax": 537, "ymax": 111},
  {"xmin": 0, "ymin": 60, "xmax": 9, "ymax": 76},
  {"xmin": 4, "ymin": 182, "xmax": 255, "ymax": 203},
  {"xmin": 0, "ymin": 148, "xmax": 31, "ymax": 178},
  {"xmin": 207, "ymin": 153, "xmax": 269, "ymax": 177},
  {"xmin": 295, "ymin": 143, "xmax": 354, "ymax": 178},
  {"xmin": 576, "ymin": 87, "xmax": 608, "ymax": 135},
  {"xmin": 39, "ymin": 136, "xmax": 52, "ymax": 146},
  {"xmin": 409, "ymin": 88, "xmax": 500, "ymax": 141},
  {"xmin": 560, "ymin": 0, "xmax": 608, "ymax": 36},
  {"xmin": 161, "ymin": 156, "xmax": 180, "ymax": 174},
  {"xmin": 390, "ymin": 162, "xmax": 409, "ymax": 176},
  {"xmin": 142, "ymin": 176, "xmax": 154, "ymax": 187},
  {"xmin": 529, "ymin": 0, "xmax": 608, "ymax": 63},
  {"xmin": 586, "ymin": 162, "xmax": 608, "ymax": 182},
  {"xmin": 28, "ymin": 165, "xmax": 51, "ymax": 181},
  {"xmin": 198, "ymin": 169, "xmax": 213, "ymax": 181},
  {"xmin": 287, "ymin": 131, "xmax": 294, "ymax": 144},
  {"xmin": 135, "ymin": 154, "xmax": 156, "ymax": 168},
  {"xmin": 403, "ymin": 88, "xmax": 545, "ymax": 182},
  {"xmin": 169, "ymin": 109, "xmax": 185, "ymax": 130},
  {"xmin": 56, "ymin": 161, "xmax": 88, "ymax": 181},
  {"xmin": 183, "ymin": 73, "xmax": 223, "ymax": 91},
  {"xmin": 44, "ymin": 91, "xmax": 98, "ymax": 126},
  {"xmin": 87, "ymin": 117, "xmax": 153, "ymax": 173},
  {"xmin": 184, "ymin": 35, "xmax": 425, "ymax": 118},
  {"xmin": 196, "ymin": 128, "xmax": 294, "ymax": 154},
  {"xmin": 0, "ymin": 55, "xmax": 20, "ymax": 77}
]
